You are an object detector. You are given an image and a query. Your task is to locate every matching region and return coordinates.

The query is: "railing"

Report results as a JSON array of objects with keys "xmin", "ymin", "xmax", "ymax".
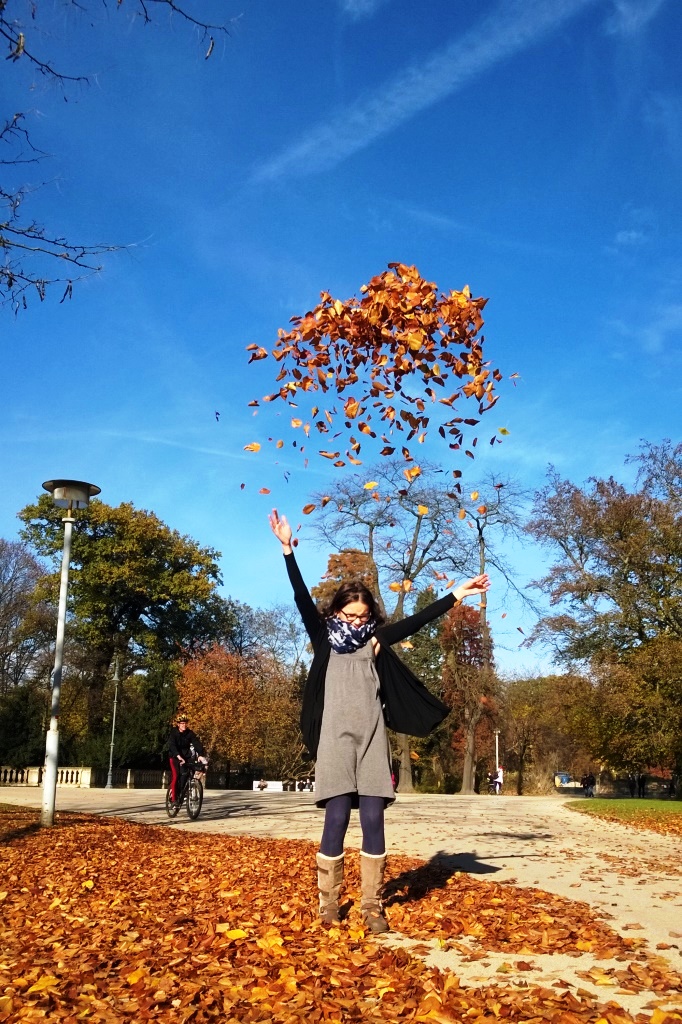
[
  {"xmin": 1, "ymin": 766, "xmax": 257, "ymax": 790},
  {"xmin": 0, "ymin": 766, "xmax": 30, "ymax": 785},
  {"xmin": 0, "ymin": 766, "xmax": 89, "ymax": 787}
]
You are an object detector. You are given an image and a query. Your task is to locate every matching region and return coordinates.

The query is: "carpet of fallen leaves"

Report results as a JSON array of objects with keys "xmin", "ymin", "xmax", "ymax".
[
  {"xmin": 569, "ymin": 804, "xmax": 682, "ymax": 841},
  {"xmin": 2, "ymin": 807, "xmax": 682, "ymax": 1024}
]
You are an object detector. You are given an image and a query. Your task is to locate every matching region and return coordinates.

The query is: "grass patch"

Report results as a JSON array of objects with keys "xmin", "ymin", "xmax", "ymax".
[{"xmin": 569, "ymin": 797, "xmax": 682, "ymax": 837}]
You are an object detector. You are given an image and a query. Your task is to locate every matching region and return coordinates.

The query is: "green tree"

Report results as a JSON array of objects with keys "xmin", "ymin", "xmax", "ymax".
[
  {"xmin": 527, "ymin": 449, "xmax": 682, "ymax": 660},
  {"xmin": 0, "ymin": 538, "xmax": 52, "ymax": 694},
  {"xmin": 499, "ymin": 674, "xmax": 592, "ymax": 794},
  {"xmin": 441, "ymin": 604, "xmax": 496, "ymax": 793},
  {"xmin": 399, "ymin": 588, "xmax": 454, "ymax": 791},
  {"xmin": 527, "ymin": 442, "xmax": 682, "ymax": 776},
  {"xmin": 19, "ymin": 495, "xmax": 223, "ymax": 732}
]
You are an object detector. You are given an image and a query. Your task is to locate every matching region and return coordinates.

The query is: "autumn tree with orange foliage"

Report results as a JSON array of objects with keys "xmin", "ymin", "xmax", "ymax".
[
  {"xmin": 177, "ymin": 647, "xmax": 306, "ymax": 779},
  {"xmin": 311, "ymin": 549, "xmax": 378, "ymax": 611}
]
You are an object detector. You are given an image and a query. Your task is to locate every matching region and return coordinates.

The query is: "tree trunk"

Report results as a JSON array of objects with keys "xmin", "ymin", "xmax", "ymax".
[
  {"xmin": 517, "ymin": 741, "xmax": 528, "ymax": 795},
  {"xmin": 459, "ymin": 705, "xmax": 482, "ymax": 793},
  {"xmin": 396, "ymin": 733, "xmax": 414, "ymax": 792}
]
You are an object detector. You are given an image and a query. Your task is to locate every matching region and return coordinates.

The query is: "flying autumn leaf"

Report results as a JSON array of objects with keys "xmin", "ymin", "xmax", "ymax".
[
  {"xmin": 364, "ymin": 481, "xmax": 379, "ymax": 490},
  {"xmin": 302, "ymin": 504, "xmax": 316, "ymax": 515},
  {"xmin": 470, "ymin": 491, "xmax": 479, "ymax": 500},
  {"xmin": 477, "ymin": 505, "xmax": 488, "ymax": 514},
  {"xmin": 259, "ymin": 488, "xmax": 271, "ymax": 495},
  {"xmin": 458, "ymin": 509, "xmax": 467, "ymax": 520},
  {"xmin": 417, "ymin": 505, "xmax": 429, "ymax": 516},
  {"xmin": 499, "ymin": 427, "xmax": 510, "ymax": 435},
  {"xmin": 243, "ymin": 442, "xmax": 261, "ymax": 452}
]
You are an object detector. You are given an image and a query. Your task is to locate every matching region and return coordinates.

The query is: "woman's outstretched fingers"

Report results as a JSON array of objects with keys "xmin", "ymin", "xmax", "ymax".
[
  {"xmin": 269, "ymin": 509, "xmax": 292, "ymax": 546},
  {"xmin": 454, "ymin": 573, "xmax": 491, "ymax": 602}
]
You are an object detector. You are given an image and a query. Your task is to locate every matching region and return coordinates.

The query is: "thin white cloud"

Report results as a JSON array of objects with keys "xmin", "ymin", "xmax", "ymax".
[
  {"xmin": 608, "ymin": 304, "xmax": 682, "ymax": 354},
  {"xmin": 339, "ymin": 0, "xmax": 390, "ymax": 20},
  {"xmin": 393, "ymin": 200, "xmax": 567, "ymax": 259},
  {"xmin": 253, "ymin": 0, "xmax": 599, "ymax": 183},
  {"xmin": 614, "ymin": 229, "xmax": 644, "ymax": 245},
  {"xmin": 605, "ymin": 0, "xmax": 667, "ymax": 34},
  {"xmin": 642, "ymin": 304, "xmax": 682, "ymax": 354},
  {"xmin": 645, "ymin": 92, "xmax": 682, "ymax": 158}
]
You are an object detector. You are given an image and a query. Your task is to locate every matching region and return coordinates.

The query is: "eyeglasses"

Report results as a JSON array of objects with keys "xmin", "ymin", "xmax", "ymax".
[{"xmin": 337, "ymin": 610, "xmax": 371, "ymax": 624}]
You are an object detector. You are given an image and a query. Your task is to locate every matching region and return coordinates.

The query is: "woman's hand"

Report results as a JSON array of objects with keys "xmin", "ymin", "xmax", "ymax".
[
  {"xmin": 269, "ymin": 509, "xmax": 293, "ymax": 552},
  {"xmin": 453, "ymin": 573, "xmax": 490, "ymax": 604}
]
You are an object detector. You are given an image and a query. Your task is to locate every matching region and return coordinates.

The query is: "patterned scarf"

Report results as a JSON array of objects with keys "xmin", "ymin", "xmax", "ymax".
[{"xmin": 326, "ymin": 616, "xmax": 376, "ymax": 654}]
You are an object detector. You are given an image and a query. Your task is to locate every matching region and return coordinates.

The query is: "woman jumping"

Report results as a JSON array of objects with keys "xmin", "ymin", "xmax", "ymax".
[{"xmin": 269, "ymin": 508, "xmax": 490, "ymax": 932}]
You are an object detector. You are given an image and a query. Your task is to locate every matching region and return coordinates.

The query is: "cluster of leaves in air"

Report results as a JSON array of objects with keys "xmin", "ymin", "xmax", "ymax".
[
  {"xmin": 2, "ymin": 809, "xmax": 682, "ymax": 1023},
  {"xmin": 245, "ymin": 264, "xmax": 507, "ymax": 504}
]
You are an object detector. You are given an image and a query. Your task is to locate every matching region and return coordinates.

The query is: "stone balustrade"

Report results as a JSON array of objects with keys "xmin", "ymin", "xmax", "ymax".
[
  {"xmin": 1, "ymin": 766, "xmax": 255, "ymax": 790},
  {"xmin": 0, "ymin": 766, "xmax": 92, "ymax": 787}
]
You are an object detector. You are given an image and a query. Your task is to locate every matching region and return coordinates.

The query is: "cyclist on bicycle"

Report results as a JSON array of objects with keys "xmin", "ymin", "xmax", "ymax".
[{"xmin": 168, "ymin": 714, "xmax": 208, "ymax": 804}]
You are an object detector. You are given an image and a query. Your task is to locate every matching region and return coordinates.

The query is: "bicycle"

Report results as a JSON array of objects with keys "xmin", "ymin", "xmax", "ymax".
[{"xmin": 165, "ymin": 759, "xmax": 207, "ymax": 820}]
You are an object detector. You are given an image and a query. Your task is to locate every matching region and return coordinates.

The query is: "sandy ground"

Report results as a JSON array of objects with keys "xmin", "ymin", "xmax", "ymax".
[{"xmin": 3, "ymin": 787, "xmax": 681, "ymax": 1015}]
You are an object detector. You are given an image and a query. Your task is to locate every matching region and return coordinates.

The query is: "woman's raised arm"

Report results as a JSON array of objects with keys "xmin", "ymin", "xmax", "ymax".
[{"xmin": 268, "ymin": 510, "xmax": 321, "ymax": 640}]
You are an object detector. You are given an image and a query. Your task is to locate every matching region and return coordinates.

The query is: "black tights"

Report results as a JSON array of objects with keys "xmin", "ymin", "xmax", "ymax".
[{"xmin": 319, "ymin": 794, "xmax": 386, "ymax": 857}]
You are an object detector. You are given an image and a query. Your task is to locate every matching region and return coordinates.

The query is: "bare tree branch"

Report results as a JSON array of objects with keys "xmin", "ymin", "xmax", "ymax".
[{"xmin": 1, "ymin": 0, "xmax": 233, "ymax": 312}]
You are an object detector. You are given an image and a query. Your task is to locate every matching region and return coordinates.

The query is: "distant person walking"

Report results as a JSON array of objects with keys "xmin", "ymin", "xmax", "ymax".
[
  {"xmin": 495, "ymin": 766, "xmax": 504, "ymax": 795},
  {"xmin": 585, "ymin": 772, "xmax": 596, "ymax": 798},
  {"xmin": 627, "ymin": 773, "xmax": 637, "ymax": 798},
  {"xmin": 637, "ymin": 772, "xmax": 646, "ymax": 798}
]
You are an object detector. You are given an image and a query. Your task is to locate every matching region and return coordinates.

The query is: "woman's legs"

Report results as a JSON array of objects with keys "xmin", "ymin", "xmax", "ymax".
[
  {"xmin": 358, "ymin": 796, "xmax": 389, "ymax": 932},
  {"xmin": 319, "ymin": 794, "xmax": 353, "ymax": 857},
  {"xmin": 358, "ymin": 795, "xmax": 386, "ymax": 855}
]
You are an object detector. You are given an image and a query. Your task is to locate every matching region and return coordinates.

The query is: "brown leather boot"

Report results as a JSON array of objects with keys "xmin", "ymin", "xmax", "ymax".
[
  {"xmin": 316, "ymin": 852, "xmax": 344, "ymax": 925},
  {"xmin": 360, "ymin": 852, "xmax": 389, "ymax": 933}
]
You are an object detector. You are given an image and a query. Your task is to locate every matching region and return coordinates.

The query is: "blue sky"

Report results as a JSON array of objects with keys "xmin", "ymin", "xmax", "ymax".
[{"xmin": 3, "ymin": 0, "xmax": 681, "ymax": 674}]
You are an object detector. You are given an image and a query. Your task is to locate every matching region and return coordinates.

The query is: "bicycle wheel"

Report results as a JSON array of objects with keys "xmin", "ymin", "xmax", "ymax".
[
  {"xmin": 187, "ymin": 778, "xmax": 203, "ymax": 820},
  {"xmin": 165, "ymin": 786, "xmax": 180, "ymax": 818}
]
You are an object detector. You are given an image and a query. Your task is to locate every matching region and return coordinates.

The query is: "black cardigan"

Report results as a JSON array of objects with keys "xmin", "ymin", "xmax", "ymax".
[{"xmin": 284, "ymin": 551, "xmax": 453, "ymax": 759}]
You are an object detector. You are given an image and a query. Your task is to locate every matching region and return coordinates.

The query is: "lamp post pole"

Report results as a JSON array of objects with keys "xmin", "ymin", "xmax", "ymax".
[
  {"xmin": 494, "ymin": 729, "xmax": 500, "ymax": 771},
  {"xmin": 105, "ymin": 656, "xmax": 120, "ymax": 790},
  {"xmin": 40, "ymin": 480, "xmax": 100, "ymax": 827}
]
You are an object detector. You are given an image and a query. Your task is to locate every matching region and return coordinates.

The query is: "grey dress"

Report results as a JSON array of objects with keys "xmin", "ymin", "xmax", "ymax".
[{"xmin": 314, "ymin": 642, "xmax": 395, "ymax": 807}]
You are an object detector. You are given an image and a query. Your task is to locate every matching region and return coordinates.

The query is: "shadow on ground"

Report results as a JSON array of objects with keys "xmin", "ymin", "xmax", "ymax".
[{"xmin": 384, "ymin": 849, "xmax": 500, "ymax": 908}]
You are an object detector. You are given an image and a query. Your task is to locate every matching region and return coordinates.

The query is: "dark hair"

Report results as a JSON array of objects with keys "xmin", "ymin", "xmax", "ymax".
[{"xmin": 322, "ymin": 581, "xmax": 385, "ymax": 626}]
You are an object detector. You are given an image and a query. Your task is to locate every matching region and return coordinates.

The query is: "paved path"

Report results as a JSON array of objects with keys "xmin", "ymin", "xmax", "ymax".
[{"xmin": 3, "ymin": 788, "xmax": 681, "ymax": 1013}]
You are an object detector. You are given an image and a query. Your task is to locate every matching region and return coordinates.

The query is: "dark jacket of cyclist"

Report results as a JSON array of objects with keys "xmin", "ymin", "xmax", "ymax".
[{"xmin": 168, "ymin": 715, "xmax": 206, "ymax": 801}]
